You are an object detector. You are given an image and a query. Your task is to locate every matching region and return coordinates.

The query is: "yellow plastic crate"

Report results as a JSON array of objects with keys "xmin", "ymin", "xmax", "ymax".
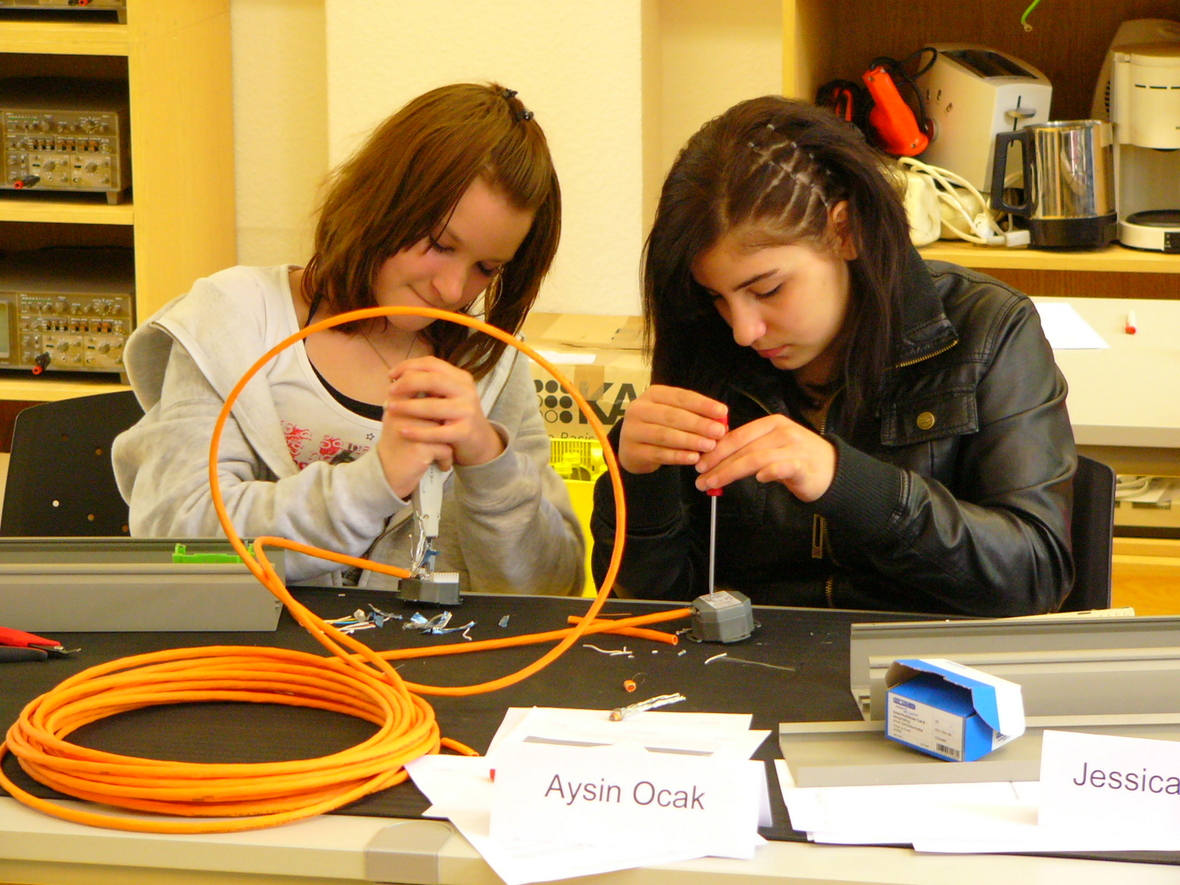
[{"xmin": 549, "ymin": 438, "xmax": 605, "ymax": 596}]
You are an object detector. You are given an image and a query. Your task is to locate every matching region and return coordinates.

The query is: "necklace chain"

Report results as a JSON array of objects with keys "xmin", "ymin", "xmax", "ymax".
[{"xmin": 362, "ymin": 326, "xmax": 417, "ymax": 371}]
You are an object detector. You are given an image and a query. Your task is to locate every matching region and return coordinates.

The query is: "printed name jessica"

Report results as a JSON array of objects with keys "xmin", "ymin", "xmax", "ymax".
[
  {"xmin": 1072, "ymin": 761, "xmax": 1180, "ymax": 794},
  {"xmin": 544, "ymin": 775, "xmax": 705, "ymax": 809}
]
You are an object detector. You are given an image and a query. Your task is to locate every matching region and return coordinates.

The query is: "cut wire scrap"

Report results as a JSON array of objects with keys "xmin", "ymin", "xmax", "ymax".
[
  {"xmin": 706, "ymin": 652, "xmax": 795, "ymax": 673},
  {"xmin": 610, "ymin": 692, "xmax": 688, "ymax": 721},
  {"xmin": 326, "ymin": 609, "xmax": 380, "ymax": 634},
  {"xmin": 583, "ymin": 644, "xmax": 632, "ymax": 657},
  {"xmin": 368, "ymin": 604, "xmax": 403, "ymax": 626},
  {"xmin": 401, "ymin": 611, "xmax": 475, "ymax": 639}
]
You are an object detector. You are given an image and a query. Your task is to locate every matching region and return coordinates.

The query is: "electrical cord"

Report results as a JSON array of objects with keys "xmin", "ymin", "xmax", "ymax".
[
  {"xmin": 0, "ymin": 305, "xmax": 689, "ymax": 833},
  {"xmin": 1114, "ymin": 474, "xmax": 1152, "ymax": 500},
  {"xmin": 897, "ymin": 156, "xmax": 1029, "ymax": 247},
  {"xmin": 1021, "ymin": 0, "xmax": 1043, "ymax": 32}
]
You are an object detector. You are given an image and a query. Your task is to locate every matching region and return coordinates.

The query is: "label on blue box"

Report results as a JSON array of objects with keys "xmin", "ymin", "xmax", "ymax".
[{"xmin": 884, "ymin": 658, "xmax": 1025, "ymax": 762}]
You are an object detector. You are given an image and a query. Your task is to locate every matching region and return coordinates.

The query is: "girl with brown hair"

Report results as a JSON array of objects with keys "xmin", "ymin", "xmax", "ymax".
[
  {"xmin": 114, "ymin": 83, "xmax": 584, "ymax": 594},
  {"xmin": 591, "ymin": 96, "xmax": 1076, "ymax": 617}
]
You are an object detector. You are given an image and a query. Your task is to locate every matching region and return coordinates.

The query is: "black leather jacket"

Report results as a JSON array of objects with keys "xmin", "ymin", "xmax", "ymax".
[{"xmin": 591, "ymin": 259, "xmax": 1076, "ymax": 617}]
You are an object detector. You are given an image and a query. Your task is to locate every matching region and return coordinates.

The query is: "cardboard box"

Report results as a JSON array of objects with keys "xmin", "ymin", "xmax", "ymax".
[
  {"xmin": 521, "ymin": 312, "xmax": 651, "ymax": 440},
  {"xmin": 884, "ymin": 658, "xmax": 1026, "ymax": 762}
]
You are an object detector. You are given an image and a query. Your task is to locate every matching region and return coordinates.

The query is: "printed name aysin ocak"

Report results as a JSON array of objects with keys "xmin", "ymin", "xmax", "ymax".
[{"xmin": 544, "ymin": 775, "xmax": 706, "ymax": 809}]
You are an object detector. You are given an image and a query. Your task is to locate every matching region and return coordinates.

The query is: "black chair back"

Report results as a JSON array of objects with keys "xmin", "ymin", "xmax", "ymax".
[
  {"xmin": 1, "ymin": 390, "xmax": 144, "ymax": 536},
  {"xmin": 1058, "ymin": 454, "xmax": 1116, "ymax": 612}
]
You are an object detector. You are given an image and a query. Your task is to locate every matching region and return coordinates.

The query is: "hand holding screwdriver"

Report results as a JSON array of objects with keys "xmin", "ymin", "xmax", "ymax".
[{"xmin": 616, "ymin": 385, "xmax": 728, "ymax": 475}]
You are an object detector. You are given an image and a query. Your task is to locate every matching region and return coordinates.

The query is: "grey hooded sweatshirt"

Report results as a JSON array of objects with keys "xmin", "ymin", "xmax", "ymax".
[{"xmin": 112, "ymin": 265, "xmax": 584, "ymax": 593}]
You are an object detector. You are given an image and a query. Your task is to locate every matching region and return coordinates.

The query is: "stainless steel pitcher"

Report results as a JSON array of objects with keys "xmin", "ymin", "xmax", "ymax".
[{"xmin": 991, "ymin": 120, "xmax": 1117, "ymax": 250}]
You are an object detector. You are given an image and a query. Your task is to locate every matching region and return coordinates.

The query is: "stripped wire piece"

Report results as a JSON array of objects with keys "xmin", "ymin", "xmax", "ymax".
[
  {"xmin": 326, "ymin": 609, "xmax": 380, "ymax": 634},
  {"xmin": 610, "ymin": 692, "xmax": 687, "ymax": 721},
  {"xmin": 583, "ymin": 644, "xmax": 632, "ymax": 657},
  {"xmin": 367, "ymin": 604, "xmax": 403, "ymax": 626}
]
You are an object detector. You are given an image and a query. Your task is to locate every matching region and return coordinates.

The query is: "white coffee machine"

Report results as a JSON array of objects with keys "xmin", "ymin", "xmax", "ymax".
[{"xmin": 1106, "ymin": 23, "xmax": 1180, "ymax": 252}]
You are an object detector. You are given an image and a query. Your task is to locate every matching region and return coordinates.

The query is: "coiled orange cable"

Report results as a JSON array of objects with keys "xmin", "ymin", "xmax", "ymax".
[{"xmin": 0, "ymin": 306, "xmax": 689, "ymax": 833}]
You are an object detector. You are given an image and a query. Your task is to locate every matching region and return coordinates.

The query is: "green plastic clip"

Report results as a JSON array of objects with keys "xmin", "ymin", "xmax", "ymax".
[{"xmin": 172, "ymin": 543, "xmax": 252, "ymax": 564}]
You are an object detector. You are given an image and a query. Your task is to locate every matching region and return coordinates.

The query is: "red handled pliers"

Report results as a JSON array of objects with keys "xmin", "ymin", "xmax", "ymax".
[{"xmin": 0, "ymin": 626, "xmax": 79, "ymax": 662}]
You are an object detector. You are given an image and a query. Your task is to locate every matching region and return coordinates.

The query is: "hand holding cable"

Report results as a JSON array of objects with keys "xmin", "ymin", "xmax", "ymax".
[
  {"xmin": 378, "ymin": 355, "xmax": 499, "ymax": 498},
  {"xmin": 384, "ymin": 356, "xmax": 503, "ymax": 459}
]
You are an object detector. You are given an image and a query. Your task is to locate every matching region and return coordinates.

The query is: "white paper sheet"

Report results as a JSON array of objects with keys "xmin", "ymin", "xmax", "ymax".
[
  {"xmin": 1034, "ymin": 301, "xmax": 1110, "ymax": 350},
  {"xmin": 409, "ymin": 756, "xmax": 708, "ymax": 884},
  {"xmin": 491, "ymin": 743, "xmax": 763, "ymax": 861},
  {"xmin": 488, "ymin": 706, "xmax": 769, "ymax": 761},
  {"xmin": 408, "ymin": 708, "xmax": 772, "ymax": 885},
  {"xmin": 775, "ymin": 757, "xmax": 1180, "ymax": 854},
  {"xmin": 776, "ymin": 761, "xmax": 1035, "ymax": 845}
]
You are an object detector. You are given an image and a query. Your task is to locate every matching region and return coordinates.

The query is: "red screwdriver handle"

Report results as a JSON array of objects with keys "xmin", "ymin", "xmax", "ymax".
[{"xmin": 707, "ymin": 413, "xmax": 729, "ymax": 497}]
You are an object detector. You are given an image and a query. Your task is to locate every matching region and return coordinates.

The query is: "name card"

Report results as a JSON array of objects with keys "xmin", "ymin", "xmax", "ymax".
[
  {"xmin": 489, "ymin": 742, "xmax": 763, "ymax": 860},
  {"xmin": 1040, "ymin": 729, "xmax": 1180, "ymax": 845}
]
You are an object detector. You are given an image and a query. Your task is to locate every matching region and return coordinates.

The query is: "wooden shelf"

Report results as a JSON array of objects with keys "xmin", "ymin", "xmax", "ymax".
[
  {"xmin": 0, "ymin": 375, "xmax": 127, "ymax": 403},
  {"xmin": 0, "ymin": 21, "xmax": 129, "ymax": 56},
  {"xmin": 784, "ymin": 0, "xmax": 1180, "ymax": 281},
  {"xmin": 0, "ymin": 196, "xmax": 133, "ymax": 225},
  {"xmin": 0, "ymin": 1, "xmax": 235, "ymax": 404},
  {"xmin": 919, "ymin": 241, "xmax": 1180, "ymax": 274}
]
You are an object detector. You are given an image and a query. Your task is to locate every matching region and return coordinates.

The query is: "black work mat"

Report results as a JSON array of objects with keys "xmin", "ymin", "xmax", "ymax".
[
  {"xmin": 5, "ymin": 589, "xmax": 1178, "ymax": 867},
  {"xmin": 0, "ymin": 588, "xmax": 888, "ymax": 842}
]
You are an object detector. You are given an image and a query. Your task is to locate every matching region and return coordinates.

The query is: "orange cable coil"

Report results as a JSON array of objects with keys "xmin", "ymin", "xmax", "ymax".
[{"xmin": 0, "ymin": 306, "xmax": 688, "ymax": 833}]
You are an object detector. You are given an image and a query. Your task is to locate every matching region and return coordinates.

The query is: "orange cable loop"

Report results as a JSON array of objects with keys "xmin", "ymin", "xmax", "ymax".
[
  {"xmin": 0, "ymin": 306, "xmax": 675, "ymax": 834},
  {"xmin": 565, "ymin": 614, "xmax": 681, "ymax": 646}
]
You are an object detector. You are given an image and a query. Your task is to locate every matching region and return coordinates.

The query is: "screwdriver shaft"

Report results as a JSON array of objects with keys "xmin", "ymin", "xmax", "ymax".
[
  {"xmin": 708, "ymin": 494, "xmax": 718, "ymax": 598},
  {"xmin": 705, "ymin": 412, "xmax": 728, "ymax": 600}
]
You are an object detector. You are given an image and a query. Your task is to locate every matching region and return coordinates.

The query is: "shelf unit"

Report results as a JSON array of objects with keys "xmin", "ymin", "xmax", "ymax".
[
  {"xmin": 781, "ymin": 0, "xmax": 1180, "ymax": 299},
  {"xmin": 0, "ymin": 1, "xmax": 236, "ymax": 403}
]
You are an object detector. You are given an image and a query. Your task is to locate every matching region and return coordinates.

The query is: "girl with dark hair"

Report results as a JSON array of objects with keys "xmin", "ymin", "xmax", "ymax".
[
  {"xmin": 591, "ymin": 96, "xmax": 1076, "ymax": 617},
  {"xmin": 114, "ymin": 83, "xmax": 584, "ymax": 594}
]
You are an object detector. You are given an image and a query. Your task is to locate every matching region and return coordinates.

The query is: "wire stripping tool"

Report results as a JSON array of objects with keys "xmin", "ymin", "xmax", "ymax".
[{"xmin": 0, "ymin": 626, "xmax": 79, "ymax": 663}]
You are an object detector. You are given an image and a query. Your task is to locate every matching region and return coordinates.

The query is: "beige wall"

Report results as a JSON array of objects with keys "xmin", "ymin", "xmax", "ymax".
[
  {"xmin": 229, "ymin": 0, "xmax": 781, "ymax": 315},
  {"xmin": 230, "ymin": 0, "xmax": 327, "ymax": 270},
  {"xmin": 325, "ymin": 0, "xmax": 648, "ymax": 315},
  {"xmin": 657, "ymin": 0, "xmax": 783, "ymax": 180}
]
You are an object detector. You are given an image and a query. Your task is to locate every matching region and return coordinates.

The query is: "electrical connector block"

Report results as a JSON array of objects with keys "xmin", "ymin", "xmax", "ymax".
[
  {"xmin": 690, "ymin": 590, "xmax": 755, "ymax": 643},
  {"xmin": 398, "ymin": 572, "xmax": 462, "ymax": 607}
]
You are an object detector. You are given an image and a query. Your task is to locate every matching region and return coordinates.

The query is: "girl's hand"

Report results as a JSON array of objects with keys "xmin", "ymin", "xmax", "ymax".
[
  {"xmin": 383, "ymin": 355, "xmax": 503, "ymax": 469},
  {"xmin": 617, "ymin": 384, "xmax": 728, "ymax": 475},
  {"xmin": 694, "ymin": 414, "xmax": 836, "ymax": 502},
  {"xmin": 376, "ymin": 395, "xmax": 452, "ymax": 502}
]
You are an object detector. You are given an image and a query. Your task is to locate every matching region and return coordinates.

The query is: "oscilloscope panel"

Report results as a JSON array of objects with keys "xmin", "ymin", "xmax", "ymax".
[
  {"xmin": 0, "ymin": 248, "xmax": 135, "ymax": 375},
  {"xmin": 1, "ymin": 77, "xmax": 131, "ymax": 204}
]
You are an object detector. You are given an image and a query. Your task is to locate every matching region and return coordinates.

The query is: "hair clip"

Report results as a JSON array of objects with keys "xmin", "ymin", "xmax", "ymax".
[{"xmin": 502, "ymin": 87, "xmax": 533, "ymax": 121}]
